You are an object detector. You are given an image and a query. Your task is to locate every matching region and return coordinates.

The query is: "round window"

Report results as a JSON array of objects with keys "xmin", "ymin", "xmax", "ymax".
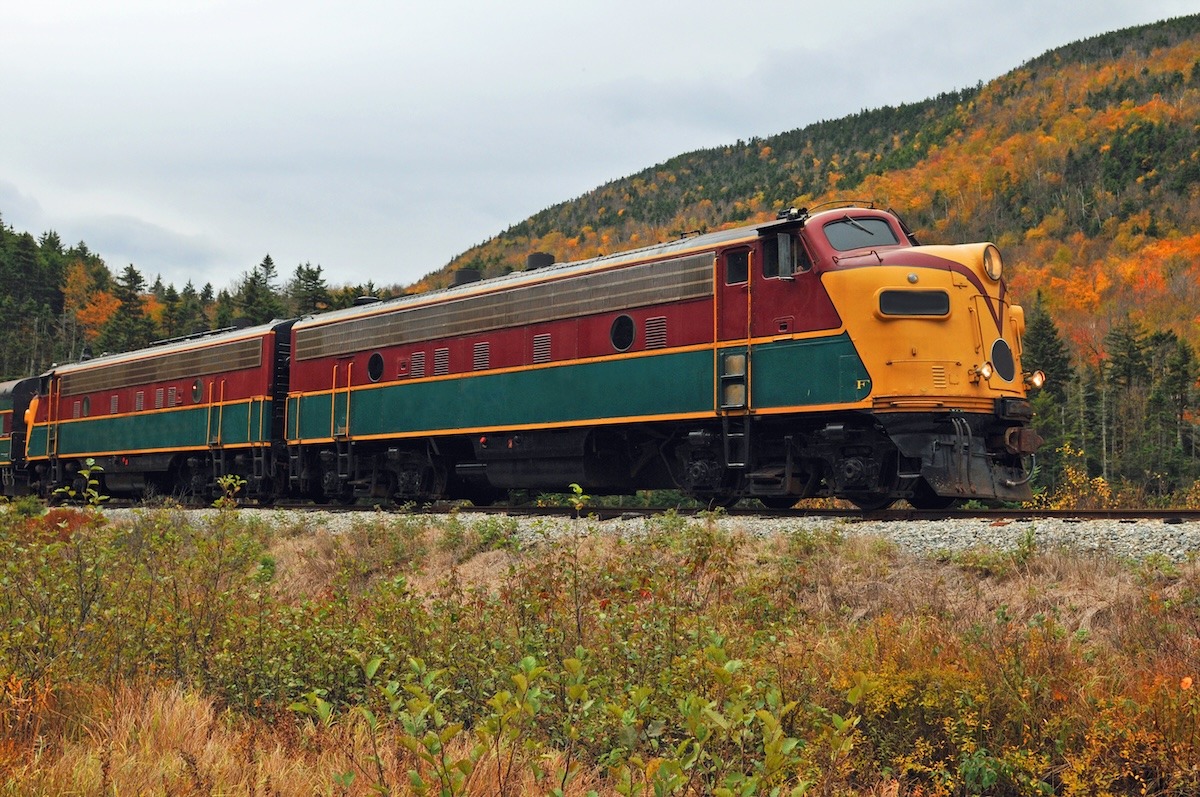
[
  {"xmin": 991, "ymin": 339, "xmax": 1016, "ymax": 382},
  {"xmin": 610, "ymin": 315, "xmax": 635, "ymax": 352},
  {"xmin": 367, "ymin": 352, "xmax": 385, "ymax": 382},
  {"xmin": 192, "ymin": 379, "xmax": 204, "ymax": 403}
]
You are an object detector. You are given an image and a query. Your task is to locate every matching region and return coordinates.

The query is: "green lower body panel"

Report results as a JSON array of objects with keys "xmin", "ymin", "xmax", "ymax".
[
  {"xmin": 289, "ymin": 334, "xmax": 870, "ymax": 441},
  {"xmin": 291, "ymin": 348, "xmax": 716, "ymax": 440},
  {"xmin": 25, "ymin": 399, "xmax": 273, "ymax": 461},
  {"xmin": 750, "ymin": 335, "xmax": 874, "ymax": 406}
]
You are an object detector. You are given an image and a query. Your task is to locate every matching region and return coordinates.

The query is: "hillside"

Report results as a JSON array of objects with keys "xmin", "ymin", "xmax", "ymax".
[{"xmin": 436, "ymin": 14, "xmax": 1200, "ymax": 358}]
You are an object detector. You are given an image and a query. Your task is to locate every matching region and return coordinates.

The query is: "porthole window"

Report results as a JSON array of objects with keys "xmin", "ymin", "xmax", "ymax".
[
  {"xmin": 991, "ymin": 339, "xmax": 1016, "ymax": 382},
  {"xmin": 367, "ymin": 352, "xmax": 385, "ymax": 382},
  {"xmin": 610, "ymin": 314, "xmax": 636, "ymax": 352},
  {"xmin": 192, "ymin": 379, "xmax": 204, "ymax": 403}
]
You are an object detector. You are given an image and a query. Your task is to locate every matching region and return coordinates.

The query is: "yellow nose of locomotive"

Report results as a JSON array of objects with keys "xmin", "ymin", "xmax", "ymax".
[
  {"xmin": 827, "ymin": 242, "xmax": 1033, "ymax": 411},
  {"xmin": 819, "ymin": 236, "xmax": 1041, "ymax": 504}
]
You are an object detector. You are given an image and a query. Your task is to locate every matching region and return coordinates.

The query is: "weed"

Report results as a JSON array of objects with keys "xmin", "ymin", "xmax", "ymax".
[
  {"xmin": 52, "ymin": 457, "xmax": 108, "ymax": 506},
  {"xmin": 5, "ymin": 508, "xmax": 1200, "ymax": 794}
]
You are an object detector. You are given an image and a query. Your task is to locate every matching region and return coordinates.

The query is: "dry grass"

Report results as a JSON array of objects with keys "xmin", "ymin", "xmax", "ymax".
[
  {"xmin": 6, "ymin": 509, "xmax": 1200, "ymax": 795},
  {"xmin": 3, "ymin": 680, "xmax": 612, "ymax": 796},
  {"xmin": 264, "ymin": 515, "xmax": 1172, "ymax": 647},
  {"xmin": 6, "ymin": 683, "xmax": 327, "ymax": 795}
]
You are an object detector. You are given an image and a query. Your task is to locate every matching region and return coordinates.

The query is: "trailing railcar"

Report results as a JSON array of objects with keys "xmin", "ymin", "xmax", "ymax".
[
  {"xmin": 22, "ymin": 321, "xmax": 294, "ymax": 500},
  {"xmin": 283, "ymin": 203, "xmax": 1042, "ymax": 509},
  {"xmin": 0, "ymin": 377, "xmax": 39, "ymax": 496}
]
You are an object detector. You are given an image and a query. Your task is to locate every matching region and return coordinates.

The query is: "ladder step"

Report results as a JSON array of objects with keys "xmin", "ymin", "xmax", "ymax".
[{"xmin": 723, "ymin": 418, "xmax": 750, "ymax": 468}]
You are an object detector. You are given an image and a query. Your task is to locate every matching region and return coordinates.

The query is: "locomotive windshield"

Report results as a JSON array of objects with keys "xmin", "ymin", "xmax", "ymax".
[{"xmin": 823, "ymin": 216, "xmax": 899, "ymax": 251}]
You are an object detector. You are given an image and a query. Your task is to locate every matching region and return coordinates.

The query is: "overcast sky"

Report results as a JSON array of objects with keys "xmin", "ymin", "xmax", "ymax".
[{"xmin": 1, "ymin": 1, "xmax": 1195, "ymax": 292}]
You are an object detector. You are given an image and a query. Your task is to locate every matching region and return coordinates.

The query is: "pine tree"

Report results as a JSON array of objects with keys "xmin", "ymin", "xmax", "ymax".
[
  {"xmin": 97, "ymin": 265, "xmax": 156, "ymax": 354},
  {"xmin": 1105, "ymin": 318, "xmax": 1149, "ymax": 389},
  {"xmin": 288, "ymin": 262, "xmax": 331, "ymax": 315},
  {"xmin": 176, "ymin": 281, "xmax": 209, "ymax": 335},
  {"xmin": 1022, "ymin": 293, "xmax": 1073, "ymax": 401},
  {"xmin": 160, "ymin": 284, "xmax": 182, "ymax": 338},
  {"xmin": 213, "ymin": 289, "xmax": 235, "ymax": 330},
  {"xmin": 236, "ymin": 255, "xmax": 285, "ymax": 325}
]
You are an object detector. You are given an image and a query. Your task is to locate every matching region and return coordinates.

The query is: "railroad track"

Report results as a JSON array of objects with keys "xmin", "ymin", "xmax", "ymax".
[{"xmin": 95, "ymin": 499, "xmax": 1200, "ymax": 524}]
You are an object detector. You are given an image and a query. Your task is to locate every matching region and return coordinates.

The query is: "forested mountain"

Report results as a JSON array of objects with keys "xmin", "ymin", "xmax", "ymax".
[
  {"xmin": 437, "ymin": 14, "xmax": 1200, "ymax": 362},
  {"xmin": 3, "ymin": 13, "xmax": 1200, "ymax": 501}
]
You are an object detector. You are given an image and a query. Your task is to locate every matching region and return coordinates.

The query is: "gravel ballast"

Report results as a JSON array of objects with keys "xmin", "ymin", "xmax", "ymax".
[{"xmin": 101, "ymin": 508, "xmax": 1200, "ymax": 563}]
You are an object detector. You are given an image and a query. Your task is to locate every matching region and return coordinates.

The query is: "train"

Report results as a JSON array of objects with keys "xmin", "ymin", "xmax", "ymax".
[{"xmin": 0, "ymin": 203, "xmax": 1044, "ymax": 510}]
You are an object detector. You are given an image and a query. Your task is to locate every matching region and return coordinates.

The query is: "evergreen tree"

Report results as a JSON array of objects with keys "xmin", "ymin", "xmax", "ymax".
[
  {"xmin": 176, "ymin": 281, "xmax": 209, "ymax": 335},
  {"xmin": 288, "ymin": 262, "xmax": 331, "ymax": 315},
  {"xmin": 5, "ymin": 232, "xmax": 38, "ymax": 306},
  {"xmin": 97, "ymin": 265, "xmax": 156, "ymax": 354},
  {"xmin": 213, "ymin": 289, "xmax": 235, "ymax": 330},
  {"xmin": 236, "ymin": 255, "xmax": 285, "ymax": 325},
  {"xmin": 1021, "ymin": 296, "xmax": 1075, "ymax": 492},
  {"xmin": 1022, "ymin": 293, "xmax": 1073, "ymax": 401},
  {"xmin": 159, "ymin": 284, "xmax": 182, "ymax": 338},
  {"xmin": 1104, "ymin": 318, "xmax": 1149, "ymax": 390},
  {"xmin": 1165, "ymin": 338, "xmax": 1198, "ymax": 466}
]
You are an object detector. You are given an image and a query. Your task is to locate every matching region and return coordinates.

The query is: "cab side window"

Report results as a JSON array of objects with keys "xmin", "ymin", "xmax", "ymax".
[
  {"xmin": 725, "ymin": 250, "xmax": 749, "ymax": 285},
  {"xmin": 762, "ymin": 233, "xmax": 813, "ymax": 278}
]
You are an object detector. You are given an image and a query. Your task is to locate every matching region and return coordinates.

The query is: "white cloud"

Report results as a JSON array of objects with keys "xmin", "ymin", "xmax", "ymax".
[{"xmin": 1, "ymin": 0, "xmax": 1196, "ymax": 290}]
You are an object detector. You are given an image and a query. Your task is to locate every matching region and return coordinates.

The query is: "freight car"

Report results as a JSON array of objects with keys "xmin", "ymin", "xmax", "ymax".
[{"xmin": 5, "ymin": 204, "xmax": 1043, "ymax": 509}]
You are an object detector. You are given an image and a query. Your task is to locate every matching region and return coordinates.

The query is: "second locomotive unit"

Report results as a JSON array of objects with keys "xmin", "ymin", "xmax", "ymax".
[{"xmin": 7, "ymin": 204, "xmax": 1043, "ymax": 509}]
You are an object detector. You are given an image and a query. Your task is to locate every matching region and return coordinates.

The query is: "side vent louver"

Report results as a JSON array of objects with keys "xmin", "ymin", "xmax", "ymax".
[
  {"xmin": 645, "ymin": 316, "xmax": 667, "ymax": 349},
  {"xmin": 473, "ymin": 342, "xmax": 490, "ymax": 371},
  {"xmin": 533, "ymin": 333, "xmax": 552, "ymax": 364}
]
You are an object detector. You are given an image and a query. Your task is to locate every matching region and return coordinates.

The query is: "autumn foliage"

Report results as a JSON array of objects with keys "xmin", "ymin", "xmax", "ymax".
[{"xmin": 3, "ymin": 506, "xmax": 1200, "ymax": 794}]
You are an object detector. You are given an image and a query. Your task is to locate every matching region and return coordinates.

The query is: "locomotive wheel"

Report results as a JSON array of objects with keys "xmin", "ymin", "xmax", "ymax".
[
  {"xmin": 907, "ymin": 479, "xmax": 960, "ymax": 510},
  {"xmin": 848, "ymin": 493, "xmax": 895, "ymax": 512}
]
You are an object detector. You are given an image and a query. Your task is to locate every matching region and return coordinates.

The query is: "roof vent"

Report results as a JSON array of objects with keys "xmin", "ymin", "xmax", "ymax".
[
  {"xmin": 526, "ymin": 252, "xmax": 555, "ymax": 270},
  {"xmin": 354, "ymin": 295, "xmax": 382, "ymax": 306},
  {"xmin": 452, "ymin": 268, "xmax": 482, "ymax": 286}
]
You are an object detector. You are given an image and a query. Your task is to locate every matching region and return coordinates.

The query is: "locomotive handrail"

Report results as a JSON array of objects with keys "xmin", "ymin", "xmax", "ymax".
[
  {"xmin": 47, "ymin": 376, "xmax": 59, "ymax": 460},
  {"xmin": 206, "ymin": 380, "xmax": 226, "ymax": 446},
  {"xmin": 330, "ymin": 361, "xmax": 353, "ymax": 440}
]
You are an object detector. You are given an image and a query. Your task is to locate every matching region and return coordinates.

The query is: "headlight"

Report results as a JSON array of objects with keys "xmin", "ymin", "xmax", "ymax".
[
  {"xmin": 983, "ymin": 244, "xmax": 1003, "ymax": 281},
  {"xmin": 1025, "ymin": 370, "xmax": 1046, "ymax": 389},
  {"xmin": 974, "ymin": 362, "xmax": 994, "ymax": 381}
]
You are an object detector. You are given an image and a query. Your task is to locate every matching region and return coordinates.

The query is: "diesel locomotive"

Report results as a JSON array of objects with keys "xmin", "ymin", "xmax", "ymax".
[{"xmin": 1, "ymin": 204, "xmax": 1044, "ymax": 509}]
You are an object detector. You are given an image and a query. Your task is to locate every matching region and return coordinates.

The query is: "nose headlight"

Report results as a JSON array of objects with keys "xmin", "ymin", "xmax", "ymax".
[
  {"xmin": 983, "ymin": 245, "xmax": 1003, "ymax": 281},
  {"xmin": 1025, "ymin": 370, "xmax": 1046, "ymax": 389},
  {"xmin": 972, "ymin": 362, "xmax": 994, "ymax": 382}
]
